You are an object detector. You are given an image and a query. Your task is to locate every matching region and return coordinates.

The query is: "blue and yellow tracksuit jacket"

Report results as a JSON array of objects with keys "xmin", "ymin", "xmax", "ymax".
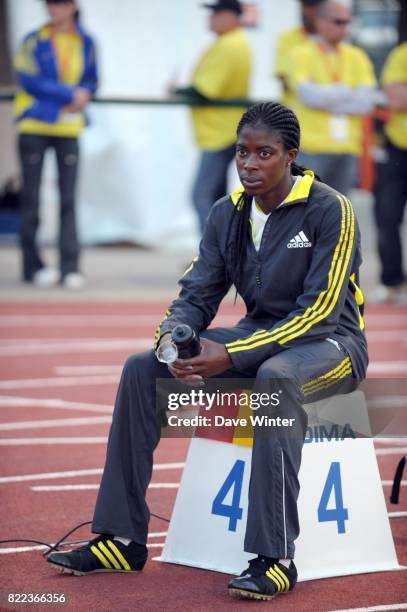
[
  {"xmin": 13, "ymin": 23, "xmax": 98, "ymax": 135},
  {"xmin": 156, "ymin": 171, "xmax": 368, "ymax": 380}
]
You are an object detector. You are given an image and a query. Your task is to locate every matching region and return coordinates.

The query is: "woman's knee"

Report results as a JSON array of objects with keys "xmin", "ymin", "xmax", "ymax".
[{"xmin": 122, "ymin": 349, "xmax": 157, "ymax": 379}]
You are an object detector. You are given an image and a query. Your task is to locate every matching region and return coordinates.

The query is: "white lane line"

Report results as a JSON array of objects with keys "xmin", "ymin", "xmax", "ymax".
[
  {"xmin": 0, "ymin": 313, "xmax": 404, "ymax": 327},
  {"xmin": 0, "ymin": 314, "xmax": 234, "ymax": 326},
  {"xmin": 0, "ymin": 338, "xmax": 150, "ymax": 356},
  {"xmin": 389, "ymin": 512, "xmax": 407, "ymax": 518},
  {"xmin": 0, "ymin": 375, "xmax": 120, "ymax": 390},
  {"xmin": 55, "ymin": 365, "xmax": 122, "ymax": 375},
  {"xmin": 375, "ymin": 437, "xmax": 407, "ymax": 445},
  {"xmin": 368, "ymin": 362, "xmax": 407, "ymax": 374},
  {"xmin": 0, "ymin": 463, "xmax": 185, "ymax": 484},
  {"xmin": 367, "ymin": 331, "xmax": 407, "ymax": 341},
  {"xmin": 51, "ymin": 363, "xmax": 406, "ymax": 377},
  {"xmin": 376, "ymin": 447, "xmax": 407, "ymax": 456},
  {"xmin": 330, "ymin": 604, "xmax": 407, "ymax": 611},
  {"xmin": 382, "ymin": 480, "xmax": 406, "ymax": 486},
  {"xmin": 31, "ymin": 483, "xmax": 179, "ymax": 491},
  {"xmin": 0, "ymin": 535, "xmax": 166, "ymax": 556},
  {"xmin": 0, "ymin": 543, "xmax": 165, "ymax": 554},
  {"xmin": 0, "ymin": 437, "xmax": 108, "ymax": 445},
  {"xmin": 0, "ymin": 416, "xmax": 112, "ymax": 431},
  {"xmin": 0, "ymin": 396, "xmax": 113, "ymax": 414}
]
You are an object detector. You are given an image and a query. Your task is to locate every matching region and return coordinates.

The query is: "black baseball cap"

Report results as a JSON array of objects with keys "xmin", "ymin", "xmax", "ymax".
[{"xmin": 202, "ymin": 0, "xmax": 243, "ymax": 15}]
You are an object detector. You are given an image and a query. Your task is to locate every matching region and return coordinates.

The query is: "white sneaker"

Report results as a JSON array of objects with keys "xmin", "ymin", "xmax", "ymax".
[
  {"xmin": 62, "ymin": 272, "xmax": 87, "ymax": 290},
  {"xmin": 33, "ymin": 268, "xmax": 60, "ymax": 288},
  {"xmin": 372, "ymin": 282, "xmax": 407, "ymax": 304}
]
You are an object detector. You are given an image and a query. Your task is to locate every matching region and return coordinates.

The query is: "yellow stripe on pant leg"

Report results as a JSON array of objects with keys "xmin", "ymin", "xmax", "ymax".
[{"xmin": 302, "ymin": 357, "xmax": 351, "ymax": 391}]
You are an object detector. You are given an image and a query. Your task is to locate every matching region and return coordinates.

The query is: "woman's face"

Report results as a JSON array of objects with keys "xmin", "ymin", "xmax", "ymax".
[
  {"xmin": 236, "ymin": 125, "xmax": 297, "ymax": 196},
  {"xmin": 46, "ymin": 1, "xmax": 76, "ymax": 25}
]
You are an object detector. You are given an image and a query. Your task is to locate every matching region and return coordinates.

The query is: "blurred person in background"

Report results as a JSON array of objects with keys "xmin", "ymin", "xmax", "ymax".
[
  {"xmin": 13, "ymin": 0, "xmax": 98, "ymax": 289},
  {"xmin": 274, "ymin": 0, "xmax": 325, "ymax": 108},
  {"xmin": 172, "ymin": 0, "xmax": 251, "ymax": 233},
  {"xmin": 374, "ymin": 42, "xmax": 407, "ymax": 304},
  {"xmin": 288, "ymin": 0, "xmax": 376, "ymax": 195}
]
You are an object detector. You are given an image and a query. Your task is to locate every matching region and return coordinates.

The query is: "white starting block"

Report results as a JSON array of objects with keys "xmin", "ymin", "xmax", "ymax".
[{"xmin": 159, "ymin": 391, "xmax": 400, "ymax": 580}]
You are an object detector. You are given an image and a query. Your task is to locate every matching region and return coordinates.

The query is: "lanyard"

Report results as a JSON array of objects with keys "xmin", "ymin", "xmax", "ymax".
[
  {"xmin": 317, "ymin": 42, "xmax": 343, "ymax": 83},
  {"xmin": 50, "ymin": 26, "xmax": 77, "ymax": 80}
]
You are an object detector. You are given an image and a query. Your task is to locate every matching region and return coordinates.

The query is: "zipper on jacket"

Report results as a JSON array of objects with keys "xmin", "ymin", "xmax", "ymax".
[{"xmin": 255, "ymin": 265, "xmax": 262, "ymax": 288}]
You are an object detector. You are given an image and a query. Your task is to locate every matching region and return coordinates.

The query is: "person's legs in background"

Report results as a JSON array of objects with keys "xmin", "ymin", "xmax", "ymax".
[
  {"xmin": 192, "ymin": 143, "xmax": 236, "ymax": 233},
  {"xmin": 296, "ymin": 151, "xmax": 357, "ymax": 195},
  {"xmin": 18, "ymin": 134, "xmax": 49, "ymax": 282},
  {"xmin": 53, "ymin": 137, "xmax": 83, "ymax": 289},
  {"xmin": 374, "ymin": 142, "xmax": 407, "ymax": 303}
]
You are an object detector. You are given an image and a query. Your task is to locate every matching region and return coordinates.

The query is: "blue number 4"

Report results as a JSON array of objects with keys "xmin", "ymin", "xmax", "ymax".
[
  {"xmin": 211, "ymin": 460, "xmax": 245, "ymax": 532},
  {"xmin": 318, "ymin": 461, "xmax": 349, "ymax": 534}
]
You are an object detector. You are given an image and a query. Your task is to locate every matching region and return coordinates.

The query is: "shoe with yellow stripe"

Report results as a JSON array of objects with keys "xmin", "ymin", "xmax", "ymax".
[
  {"xmin": 46, "ymin": 535, "xmax": 147, "ymax": 575},
  {"xmin": 228, "ymin": 556, "xmax": 297, "ymax": 601}
]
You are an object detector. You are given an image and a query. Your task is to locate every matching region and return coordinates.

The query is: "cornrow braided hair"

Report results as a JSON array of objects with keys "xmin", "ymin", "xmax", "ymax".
[{"xmin": 226, "ymin": 101, "xmax": 316, "ymax": 293}]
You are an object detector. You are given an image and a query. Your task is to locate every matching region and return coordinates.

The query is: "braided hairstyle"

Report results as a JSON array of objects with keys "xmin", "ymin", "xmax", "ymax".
[{"xmin": 227, "ymin": 101, "xmax": 309, "ymax": 290}]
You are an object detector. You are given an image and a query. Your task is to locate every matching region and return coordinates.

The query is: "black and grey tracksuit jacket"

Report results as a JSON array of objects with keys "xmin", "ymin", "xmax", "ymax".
[{"xmin": 156, "ymin": 171, "xmax": 368, "ymax": 380}]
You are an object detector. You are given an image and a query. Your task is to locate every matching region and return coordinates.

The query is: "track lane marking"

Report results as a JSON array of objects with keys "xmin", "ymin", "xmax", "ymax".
[
  {"xmin": 0, "ymin": 313, "xmax": 404, "ymax": 327},
  {"xmin": 330, "ymin": 604, "xmax": 407, "ymax": 611},
  {"xmin": 0, "ymin": 396, "xmax": 113, "ymax": 413},
  {"xmin": 0, "ymin": 463, "xmax": 185, "ymax": 483},
  {"xmin": 31, "ymin": 483, "xmax": 179, "ymax": 491},
  {"xmin": 0, "ymin": 375, "xmax": 120, "ymax": 389},
  {"xmin": 0, "ymin": 416, "xmax": 112, "ymax": 431},
  {"xmin": 0, "ymin": 338, "xmax": 151, "ymax": 356}
]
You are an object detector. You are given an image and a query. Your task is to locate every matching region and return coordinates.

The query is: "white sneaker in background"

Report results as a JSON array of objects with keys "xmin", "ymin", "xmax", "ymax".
[
  {"xmin": 394, "ymin": 282, "xmax": 407, "ymax": 306},
  {"xmin": 62, "ymin": 272, "xmax": 87, "ymax": 290},
  {"xmin": 372, "ymin": 282, "xmax": 407, "ymax": 305},
  {"xmin": 33, "ymin": 268, "xmax": 60, "ymax": 288}
]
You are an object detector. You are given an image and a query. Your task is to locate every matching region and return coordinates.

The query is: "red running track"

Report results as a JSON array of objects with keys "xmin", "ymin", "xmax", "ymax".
[{"xmin": 0, "ymin": 302, "xmax": 406, "ymax": 611}]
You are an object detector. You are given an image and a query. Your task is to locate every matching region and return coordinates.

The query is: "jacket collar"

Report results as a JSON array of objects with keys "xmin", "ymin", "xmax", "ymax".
[{"xmin": 230, "ymin": 170, "xmax": 315, "ymax": 209}]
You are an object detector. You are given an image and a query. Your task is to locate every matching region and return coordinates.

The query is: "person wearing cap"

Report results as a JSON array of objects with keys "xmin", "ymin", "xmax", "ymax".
[
  {"xmin": 173, "ymin": 0, "xmax": 252, "ymax": 233},
  {"xmin": 274, "ymin": 0, "xmax": 325, "ymax": 108},
  {"xmin": 13, "ymin": 0, "xmax": 98, "ymax": 289},
  {"xmin": 287, "ymin": 0, "xmax": 376, "ymax": 196}
]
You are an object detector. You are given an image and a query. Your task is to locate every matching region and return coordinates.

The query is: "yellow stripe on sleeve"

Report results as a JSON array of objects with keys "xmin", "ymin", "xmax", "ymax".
[{"xmin": 90, "ymin": 545, "xmax": 112, "ymax": 569}]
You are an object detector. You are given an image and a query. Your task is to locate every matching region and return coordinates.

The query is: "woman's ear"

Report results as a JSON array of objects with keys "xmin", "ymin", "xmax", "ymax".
[{"xmin": 287, "ymin": 149, "xmax": 298, "ymax": 165}]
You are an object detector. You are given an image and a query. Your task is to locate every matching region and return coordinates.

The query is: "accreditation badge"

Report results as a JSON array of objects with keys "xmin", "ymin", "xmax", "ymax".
[
  {"xmin": 59, "ymin": 112, "xmax": 82, "ymax": 124},
  {"xmin": 330, "ymin": 115, "xmax": 349, "ymax": 142}
]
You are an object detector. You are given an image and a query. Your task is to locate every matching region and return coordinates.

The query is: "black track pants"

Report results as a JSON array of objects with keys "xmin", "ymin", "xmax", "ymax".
[{"xmin": 92, "ymin": 327, "xmax": 357, "ymax": 558}]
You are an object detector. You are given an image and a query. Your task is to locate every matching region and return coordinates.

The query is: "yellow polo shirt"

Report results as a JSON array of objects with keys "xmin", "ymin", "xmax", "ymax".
[
  {"xmin": 382, "ymin": 42, "xmax": 407, "ymax": 150},
  {"xmin": 289, "ymin": 39, "xmax": 376, "ymax": 155},
  {"xmin": 15, "ymin": 26, "xmax": 85, "ymax": 138},
  {"xmin": 191, "ymin": 27, "xmax": 251, "ymax": 150},
  {"xmin": 274, "ymin": 26, "xmax": 307, "ymax": 107}
]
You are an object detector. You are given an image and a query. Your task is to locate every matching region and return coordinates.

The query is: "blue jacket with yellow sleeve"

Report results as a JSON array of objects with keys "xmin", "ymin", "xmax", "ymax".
[
  {"xmin": 156, "ymin": 172, "xmax": 368, "ymax": 381},
  {"xmin": 14, "ymin": 23, "xmax": 98, "ymax": 127}
]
